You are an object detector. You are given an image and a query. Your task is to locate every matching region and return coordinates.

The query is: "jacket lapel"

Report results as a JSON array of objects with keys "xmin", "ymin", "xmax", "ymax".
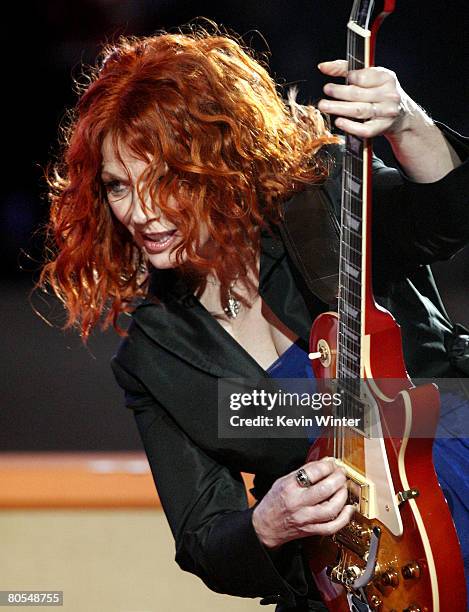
[{"xmin": 131, "ymin": 293, "xmax": 265, "ymax": 379}]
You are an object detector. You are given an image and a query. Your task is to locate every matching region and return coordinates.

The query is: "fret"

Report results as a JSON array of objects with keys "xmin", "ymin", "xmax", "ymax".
[
  {"xmin": 343, "ymin": 243, "xmax": 361, "ymax": 256},
  {"xmin": 340, "ymin": 276, "xmax": 361, "ymax": 289},
  {"xmin": 339, "ymin": 310, "xmax": 361, "ymax": 325},
  {"xmin": 342, "ymin": 302, "xmax": 359, "ymax": 320},
  {"xmin": 339, "ymin": 321, "xmax": 360, "ymax": 336},
  {"xmin": 341, "ymin": 345, "xmax": 359, "ymax": 362},
  {"xmin": 339, "ymin": 353, "xmax": 360, "ymax": 368},
  {"xmin": 345, "ymin": 150, "xmax": 363, "ymax": 164},
  {"xmin": 339, "ymin": 304, "xmax": 360, "ymax": 318},
  {"xmin": 344, "ymin": 211, "xmax": 361, "ymax": 230},
  {"xmin": 338, "ymin": 365, "xmax": 359, "ymax": 378},
  {"xmin": 338, "ymin": 340, "xmax": 360, "ymax": 353},
  {"xmin": 338, "ymin": 339, "xmax": 360, "ymax": 352},
  {"xmin": 343, "ymin": 188, "xmax": 363, "ymax": 202},
  {"xmin": 339, "ymin": 285, "xmax": 361, "ymax": 299},
  {"xmin": 339, "ymin": 319, "xmax": 361, "ymax": 335},
  {"xmin": 344, "ymin": 166, "xmax": 362, "ymax": 176},
  {"xmin": 349, "ymin": 178, "xmax": 361, "ymax": 195},
  {"xmin": 339, "ymin": 308, "xmax": 361, "ymax": 324},
  {"xmin": 340, "ymin": 251, "xmax": 361, "ymax": 264},
  {"xmin": 341, "ymin": 225, "xmax": 362, "ymax": 239},
  {"xmin": 343, "ymin": 261, "xmax": 360, "ymax": 279},
  {"xmin": 339, "ymin": 353, "xmax": 361, "ymax": 367},
  {"xmin": 340, "ymin": 326, "xmax": 359, "ymax": 342},
  {"xmin": 339, "ymin": 248, "xmax": 362, "ymax": 263},
  {"xmin": 340, "ymin": 276, "xmax": 361, "ymax": 290},
  {"xmin": 342, "ymin": 275, "xmax": 362, "ymax": 294},
  {"xmin": 344, "ymin": 167, "xmax": 362, "ymax": 184},
  {"xmin": 338, "ymin": 343, "xmax": 361, "ymax": 356}
]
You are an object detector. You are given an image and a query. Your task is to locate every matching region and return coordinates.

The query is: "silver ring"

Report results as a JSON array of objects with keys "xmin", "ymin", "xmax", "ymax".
[
  {"xmin": 370, "ymin": 102, "xmax": 378, "ymax": 119},
  {"xmin": 295, "ymin": 468, "xmax": 312, "ymax": 488}
]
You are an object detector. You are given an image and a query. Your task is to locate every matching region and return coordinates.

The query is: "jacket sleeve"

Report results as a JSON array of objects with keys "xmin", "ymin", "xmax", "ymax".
[
  {"xmin": 110, "ymin": 356, "xmax": 311, "ymax": 606},
  {"xmin": 370, "ymin": 122, "xmax": 469, "ymax": 277},
  {"xmin": 321, "ymin": 122, "xmax": 469, "ymax": 279}
]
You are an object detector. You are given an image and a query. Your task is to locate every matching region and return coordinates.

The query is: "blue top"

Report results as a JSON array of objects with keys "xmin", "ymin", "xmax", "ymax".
[{"xmin": 266, "ymin": 337, "xmax": 314, "ymax": 379}]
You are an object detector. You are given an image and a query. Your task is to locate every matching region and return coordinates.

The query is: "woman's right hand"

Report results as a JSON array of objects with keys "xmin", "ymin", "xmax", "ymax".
[{"xmin": 251, "ymin": 457, "xmax": 355, "ymax": 550}]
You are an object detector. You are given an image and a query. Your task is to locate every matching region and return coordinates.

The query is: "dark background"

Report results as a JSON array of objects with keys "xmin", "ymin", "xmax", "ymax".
[{"xmin": 1, "ymin": 1, "xmax": 467, "ymax": 451}]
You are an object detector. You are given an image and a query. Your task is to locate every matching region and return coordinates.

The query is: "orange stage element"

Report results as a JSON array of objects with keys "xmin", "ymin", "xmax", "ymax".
[{"xmin": 0, "ymin": 452, "xmax": 256, "ymax": 509}]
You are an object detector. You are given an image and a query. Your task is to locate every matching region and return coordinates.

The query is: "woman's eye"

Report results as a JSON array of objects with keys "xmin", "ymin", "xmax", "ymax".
[{"xmin": 102, "ymin": 180, "xmax": 130, "ymax": 201}]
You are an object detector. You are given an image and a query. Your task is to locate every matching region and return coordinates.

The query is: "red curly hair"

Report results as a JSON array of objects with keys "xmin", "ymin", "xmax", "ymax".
[{"xmin": 36, "ymin": 22, "xmax": 339, "ymax": 342}]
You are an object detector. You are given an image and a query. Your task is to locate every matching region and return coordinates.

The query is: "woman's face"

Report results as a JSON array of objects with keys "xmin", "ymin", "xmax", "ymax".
[{"xmin": 101, "ymin": 134, "xmax": 210, "ymax": 269}]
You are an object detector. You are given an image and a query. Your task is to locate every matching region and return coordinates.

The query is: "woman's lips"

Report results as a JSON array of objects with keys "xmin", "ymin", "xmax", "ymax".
[{"xmin": 142, "ymin": 230, "xmax": 178, "ymax": 254}]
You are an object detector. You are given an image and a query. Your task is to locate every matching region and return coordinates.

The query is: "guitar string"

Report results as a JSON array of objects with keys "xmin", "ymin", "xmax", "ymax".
[
  {"xmin": 339, "ymin": 24, "xmax": 351, "ymax": 461},
  {"xmin": 339, "ymin": 19, "xmax": 358, "ymax": 459},
  {"xmin": 340, "ymin": 22, "xmax": 364, "ymax": 460}
]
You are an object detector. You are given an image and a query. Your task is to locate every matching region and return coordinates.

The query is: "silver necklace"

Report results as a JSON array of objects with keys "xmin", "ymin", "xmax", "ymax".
[
  {"xmin": 224, "ymin": 282, "xmax": 241, "ymax": 319},
  {"xmin": 205, "ymin": 275, "xmax": 241, "ymax": 319}
]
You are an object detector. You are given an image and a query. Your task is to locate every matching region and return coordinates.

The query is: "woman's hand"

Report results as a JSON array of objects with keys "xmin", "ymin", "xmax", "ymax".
[
  {"xmin": 316, "ymin": 59, "xmax": 461, "ymax": 182},
  {"xmin": 252, "ymin": 457, "xmax": 355, "ymax": 550},
  {"xmin": 317, "ymin": 59, "xmax": 415, "ymax": 139}
]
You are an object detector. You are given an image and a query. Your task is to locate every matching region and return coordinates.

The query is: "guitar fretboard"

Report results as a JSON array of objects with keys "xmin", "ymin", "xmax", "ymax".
[{"xmin": 337, "ymin": 22, "xmax": 368, "ymax": 422}]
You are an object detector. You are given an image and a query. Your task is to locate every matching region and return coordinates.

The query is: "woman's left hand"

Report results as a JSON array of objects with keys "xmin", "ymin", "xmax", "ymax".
[
  {"xmin": 317, "ymin": 59, "xmax": 461, "ymax": 182},
  {"xmin": 317, "ymin": 59, "xmax": 413, "ymax": 139}
]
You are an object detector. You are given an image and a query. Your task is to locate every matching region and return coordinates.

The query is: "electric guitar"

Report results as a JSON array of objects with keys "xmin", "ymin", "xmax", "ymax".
[{"xmin": 305, "ymin": 2, "xmax": 467, "ymax": 610}]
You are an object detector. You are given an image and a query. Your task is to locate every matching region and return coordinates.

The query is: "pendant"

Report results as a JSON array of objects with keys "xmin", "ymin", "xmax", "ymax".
[{"xmin": 224, "ymin": 291, "xmax": 241, "ymax": 318}]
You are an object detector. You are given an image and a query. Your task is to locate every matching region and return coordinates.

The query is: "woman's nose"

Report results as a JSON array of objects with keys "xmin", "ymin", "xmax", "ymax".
[{"xmin": 130, "ymin": 190, "xmax": 156, "ymax": 225}]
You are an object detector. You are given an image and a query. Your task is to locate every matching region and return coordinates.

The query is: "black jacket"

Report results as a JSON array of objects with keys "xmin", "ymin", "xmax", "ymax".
[{"xmin": 110, "ymin": 123, "xmax": 469, "ymax": 610}]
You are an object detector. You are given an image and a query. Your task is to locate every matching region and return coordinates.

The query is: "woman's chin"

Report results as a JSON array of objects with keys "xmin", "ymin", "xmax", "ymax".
[{"xmin": 146, "ymin": 251, "xmax": 185, "ymax": 270}]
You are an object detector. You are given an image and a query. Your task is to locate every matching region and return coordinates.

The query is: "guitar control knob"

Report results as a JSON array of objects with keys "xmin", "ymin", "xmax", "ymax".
[
  {"xmin": 380, "ymin": 569, "xmax": 399, "ymax": 587},
  {"xmin": 402, "ymin": 562, "xmax": 421, "ymax": 579},
  {"xmin": 369, "ymin": 595, "xmax": 382, "ymax": 608},
  {"xmin": 403, "ymin": 606, "xmax": 421, "ymax": 612}
]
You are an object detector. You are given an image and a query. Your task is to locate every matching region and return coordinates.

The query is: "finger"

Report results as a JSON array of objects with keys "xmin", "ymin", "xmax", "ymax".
[
  {"xmin": 301, "ymin": 467, "xmax": 347, "ymax": 506},
  {"xmin": 291, "ymin": 458, "xmax": 337, "ymax": 488},
  {"xmin": 303, "ymin": 504, "xmax": 355, "ymax": 536},
  {"xmin": 347, "ymin": 66, "xmax": 396, "ymax": 88},
  {"xmin": 308, "ymin": 485, "xmax": 349, "ymax": 524},
  {"xmin": 322, "ymin": 82, "xmax": 399, "ymax": 104},
  {"xmin": 318, "ymin": 99, "xmax": 402, "ymax": 121},
  {"xmin": 317, "ymin": 59, "xmax": 348, "ymax": 77},
  {"xmin": 334, "ymin": 116, "xmax": 389, "ymax": 139}
]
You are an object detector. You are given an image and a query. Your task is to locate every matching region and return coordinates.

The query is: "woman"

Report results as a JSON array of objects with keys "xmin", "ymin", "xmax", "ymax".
[{"xmin": 38, "ymin": 25, "xmax": 468, "ymax": 611}]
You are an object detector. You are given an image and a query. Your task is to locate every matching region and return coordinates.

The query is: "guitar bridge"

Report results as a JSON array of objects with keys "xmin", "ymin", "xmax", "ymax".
[{"xmin": 335, "ymin": 460, "xmax": 375, "ymax": 517}]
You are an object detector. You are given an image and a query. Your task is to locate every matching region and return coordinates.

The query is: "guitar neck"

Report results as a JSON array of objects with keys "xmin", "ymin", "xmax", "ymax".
[
  {"xmin": 337, "ymin": 21, "xmax": 372, "ymax": 384},
  {"xmin": 335, "ymin": 2, "xmax": 397, "ymax": 428}
]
